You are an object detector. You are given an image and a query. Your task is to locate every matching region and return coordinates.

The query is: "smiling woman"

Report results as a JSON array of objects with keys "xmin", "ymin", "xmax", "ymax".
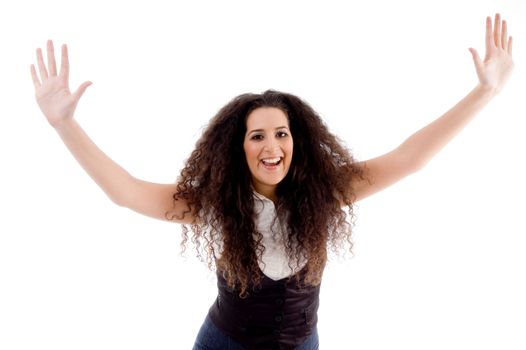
[
  {"xmin": 243, "ymin": 107, "xmax": 294, "ymax": 202},
  {"xmin": 167, "ymin": 90, "xmax": 365, "ymax": 349},
  {"xmin": 29, "ymin": 12, "xmax": 515, "ymax": 350},
  {"xmin": 170, "ymin": 89, "xmax": 365, "ymax": 293}
]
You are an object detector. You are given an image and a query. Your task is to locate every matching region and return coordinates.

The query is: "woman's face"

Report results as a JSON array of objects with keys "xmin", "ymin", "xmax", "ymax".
[{"xmin": 243, "ymin": 107, "xmax": 293, "ymax": 200}]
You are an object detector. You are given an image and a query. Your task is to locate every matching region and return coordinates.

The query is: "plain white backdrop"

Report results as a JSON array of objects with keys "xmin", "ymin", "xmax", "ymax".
[{"xmin": 1, "ymin": 0, "xmax": 525, "ymax": 349}]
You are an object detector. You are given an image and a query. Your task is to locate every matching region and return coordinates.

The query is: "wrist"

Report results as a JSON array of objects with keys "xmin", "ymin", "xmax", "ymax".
[
  {"xmin": 53, "ymin": 117, "xmax": 76, "ymax": 134},
  {"xmin": 473, "ymin": 84, "xmax": 499, "ymax": 99}
]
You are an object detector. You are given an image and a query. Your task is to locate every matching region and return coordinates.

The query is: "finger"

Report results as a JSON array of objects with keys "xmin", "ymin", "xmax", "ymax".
[
  {"xmin": 485, "ymin": 16, "xmax": 493, "ymax": 52},
  {"xmin": 36, "ymin": 47, "xmax": 48, "ymax": 80},
  {"xmin": 30, "ymin": 64, "xmax": 41, "ymax": 89},
  {"xmin": 73, "ymin": 81, "xmax": 92, "ymax": 100},
  {"xmin": 494, "ymin": 13, "xmax": 501, "ymax": 48},
  {"xmin": 508, "ymin": 36, "xmax": 513, "ymax": 56},
  {"xmin": 469, "ymin": 48, "xmax": 483, "ymax": 71},
  {"xmin": 47, "ymin": 40, "xmax": 58, "ymax": 76},
  {"xmin": 501, "ymin": 20, "xmax": 508, "ymax": 50},
  {"xmin": 59, "ymin": 44, "xmax": 69, "ymax": 81}
]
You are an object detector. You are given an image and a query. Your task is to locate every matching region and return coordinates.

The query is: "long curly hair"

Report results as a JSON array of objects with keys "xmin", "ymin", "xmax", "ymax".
[{"xmin": 166, "ymin": 90, "xmax": 366, "ymax": 297}]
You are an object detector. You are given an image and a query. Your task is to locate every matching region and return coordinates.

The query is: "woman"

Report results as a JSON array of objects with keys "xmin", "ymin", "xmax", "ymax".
[{"xmin": 30, "ymin": 14, "xmax": 513, "ymax": 350}]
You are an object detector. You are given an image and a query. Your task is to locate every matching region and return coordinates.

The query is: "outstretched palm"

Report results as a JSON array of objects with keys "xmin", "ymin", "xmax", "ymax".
[
  {"xmin": 31, "ymin": 40, "xmax": 91, "ymax": 127},
  {"xmin": 469, "ymin": 13, "xmax": 514, "ymax": 93}
]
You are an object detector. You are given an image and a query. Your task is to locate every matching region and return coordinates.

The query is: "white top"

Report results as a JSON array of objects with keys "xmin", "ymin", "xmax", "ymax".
[{"xmin": 252, "ymin": 191, "xmax": 307, "ymax": 281}]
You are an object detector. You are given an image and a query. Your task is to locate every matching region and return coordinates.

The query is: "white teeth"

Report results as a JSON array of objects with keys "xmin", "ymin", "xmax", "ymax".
[
  {"xmin": 261, "ymin": 157, "xmax": 282, "ymax": 166},
  {"xmin": 262, "ymin": 157, "xmax": 281, "ymax": 163}
]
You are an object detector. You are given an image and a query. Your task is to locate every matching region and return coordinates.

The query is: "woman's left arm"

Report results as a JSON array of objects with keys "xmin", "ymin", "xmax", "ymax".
[{"xmin": 352, "ymin": 13, "xmax": 514, "ymax": 202}]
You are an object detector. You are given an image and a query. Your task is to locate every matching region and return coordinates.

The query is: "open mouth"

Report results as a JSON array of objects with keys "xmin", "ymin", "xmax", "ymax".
[{"xmin": 260, "ymin": 157, "xmax": 282, "ymax": 167}]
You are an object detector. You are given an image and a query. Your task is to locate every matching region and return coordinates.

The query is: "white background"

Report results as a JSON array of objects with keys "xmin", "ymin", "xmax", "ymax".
[{"xmin": 1, "ymin": 0, "xmax": 525, "ymax": 349}]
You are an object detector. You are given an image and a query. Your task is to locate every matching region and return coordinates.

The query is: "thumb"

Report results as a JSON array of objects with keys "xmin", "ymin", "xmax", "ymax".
[
  {"xmin": 468, "ymin": 48, "xmax": 483, "ymax": 71},
  {"xmin": 73, "ymin": 81, "xmax": 92, "ymax": 100}
]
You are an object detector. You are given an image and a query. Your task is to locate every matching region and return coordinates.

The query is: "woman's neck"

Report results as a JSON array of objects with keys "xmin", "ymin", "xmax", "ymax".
[{"xmin": 252, "ymin": 185, "xmax": 278, "ymax": 204}]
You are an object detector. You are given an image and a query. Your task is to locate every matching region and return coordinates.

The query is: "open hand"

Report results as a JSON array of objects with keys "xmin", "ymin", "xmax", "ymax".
[
  {"xmin": 30, "ymin": 40, "xmax": 92, "ymax": 127},
  {"xmin": 469, "ymin": 13, "xmax": 514, "ymax": 94}
]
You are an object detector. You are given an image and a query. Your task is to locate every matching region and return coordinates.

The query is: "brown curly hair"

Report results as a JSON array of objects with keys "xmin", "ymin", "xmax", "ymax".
[{"xmin": 166, "ymin": 90, "xmax": 366, "ymax": 297}]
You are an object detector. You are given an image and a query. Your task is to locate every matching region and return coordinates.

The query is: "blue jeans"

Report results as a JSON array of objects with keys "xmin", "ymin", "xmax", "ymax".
[{"xmin": 192, "ymin": 315, "xmax": 320, "ymax": 350}]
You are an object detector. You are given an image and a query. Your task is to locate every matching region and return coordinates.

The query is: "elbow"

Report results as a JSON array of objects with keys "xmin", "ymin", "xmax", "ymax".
[
  {"xmin": 400, "ymin": 145, "xmax": 431, "ymax": 174},
  {"xmin": 400, "ymin": 149, "xmax": 426, "ymax": 174},
  {"xmin": 110, "ymin": 183, "xmax": 137, "ymax": 208},
  {"xmin": 410, "ymin": 159, "xmax": 425, "ymax": 173},
  {"xmin": 109, "ymin": 193, "xmax": 127, "ymax": 207},
  {"xmin": 110, "ymin": 174, "xmax": 139, "ymax": 208},
  {"xmin": 410, "ymin": 157, "xmax": 432, "ymax": 173}
]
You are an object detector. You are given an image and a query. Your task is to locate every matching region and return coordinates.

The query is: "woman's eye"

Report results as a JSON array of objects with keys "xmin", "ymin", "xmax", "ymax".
[{"xmin": 250, "ymin": 132, "xmax": 288, "ymax": 140}]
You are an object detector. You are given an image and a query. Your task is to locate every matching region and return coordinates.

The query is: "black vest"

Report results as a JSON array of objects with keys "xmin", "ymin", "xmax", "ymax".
[{"xmin": 207, "ymin": 267, "xmax": 320, "ymax": 350}]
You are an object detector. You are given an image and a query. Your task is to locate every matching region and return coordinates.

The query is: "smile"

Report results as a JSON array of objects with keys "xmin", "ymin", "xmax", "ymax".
[{"xmin": 260, "ymin": 157, "xmax": 283, "ymax": 166}]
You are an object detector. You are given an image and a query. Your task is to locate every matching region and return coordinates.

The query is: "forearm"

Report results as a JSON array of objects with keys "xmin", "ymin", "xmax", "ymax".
[
  {"xmin": 400, "ymin": 84, "xmax": 497, "ymax": 170},
  {"xmin": 54, "ymin": 118, "xmax": 135, "ymax": 205}
]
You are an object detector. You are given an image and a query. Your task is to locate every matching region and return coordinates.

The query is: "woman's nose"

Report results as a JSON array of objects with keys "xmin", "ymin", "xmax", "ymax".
[{"xmin": 263, "ymin": 138, "xmax": 279, "ymax": 152}]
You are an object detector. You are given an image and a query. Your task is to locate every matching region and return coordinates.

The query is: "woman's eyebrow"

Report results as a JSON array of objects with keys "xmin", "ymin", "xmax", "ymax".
[{"xmin": 247, "ymin": 126, "xmax": 289, "ymax": 134}]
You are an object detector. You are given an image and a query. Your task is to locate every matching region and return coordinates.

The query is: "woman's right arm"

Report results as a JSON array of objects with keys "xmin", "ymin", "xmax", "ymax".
[
  {"xmin": 31, "ymin": 40, "xmax": 193, "ymax": 224},
  {"xmin": 54, "ymin": 118, "xmax": 194, "ymax": 223}
]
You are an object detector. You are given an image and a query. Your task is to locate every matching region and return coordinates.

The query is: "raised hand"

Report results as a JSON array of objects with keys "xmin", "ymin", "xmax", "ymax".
[
  {"xmin": 30, "ymin": 40, "xmax": 92, "ymax": 127},
  {"xmin": 469, "ymin": 13, "xmax": 514, "ymax": 94}
]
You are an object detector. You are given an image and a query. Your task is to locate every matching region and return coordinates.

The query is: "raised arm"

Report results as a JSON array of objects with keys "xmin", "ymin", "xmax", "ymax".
[
  {"xmin": 31, "ymin": 40, "xmax": 193, "ymax": 223},
  {"xmin": 352, "ymin": 14, "xmax": 514, "ymax": 202}
]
